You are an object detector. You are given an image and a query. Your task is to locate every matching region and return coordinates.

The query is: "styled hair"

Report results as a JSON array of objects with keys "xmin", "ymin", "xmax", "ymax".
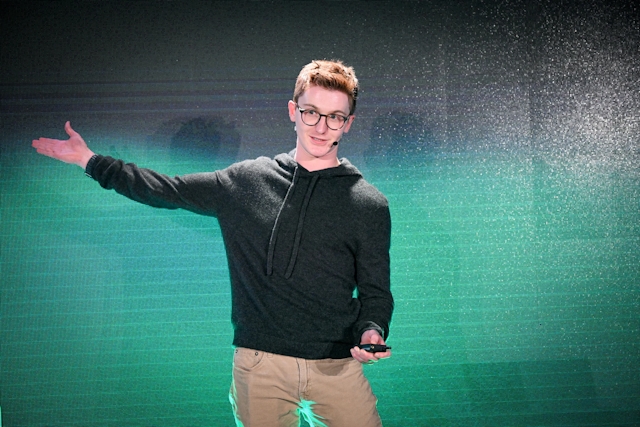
[{"xmin": 293, "ymin": 60, "xmax": 359, "ymax": 115}]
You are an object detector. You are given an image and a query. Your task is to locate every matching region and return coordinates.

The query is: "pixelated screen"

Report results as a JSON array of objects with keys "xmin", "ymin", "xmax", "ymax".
[{"xmin": 2, "ymin": 1, "xmax": 639, "ymax": 426}]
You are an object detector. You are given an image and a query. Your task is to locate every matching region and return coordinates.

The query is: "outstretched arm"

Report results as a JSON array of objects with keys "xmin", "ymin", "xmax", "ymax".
[
  {"xmin": 32, "ymin": 121, "xmax": 95, "ymax": 169},
  {"xmin": 32, "ymin": 121, "xmax": 225, "ymax": 216}
]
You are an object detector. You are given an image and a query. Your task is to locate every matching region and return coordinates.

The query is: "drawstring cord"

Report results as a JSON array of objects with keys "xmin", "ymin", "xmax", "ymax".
[
  {"xmin": 284, "ymin": 175, "xmax": 319, "ymax": 278},
  {"xmin": 266, "ymin": 167, "xmax": 299, "ymax": 275},
  {"xmin": 265, "ymin": 168, "xmax": 320, "ymax": 278}
]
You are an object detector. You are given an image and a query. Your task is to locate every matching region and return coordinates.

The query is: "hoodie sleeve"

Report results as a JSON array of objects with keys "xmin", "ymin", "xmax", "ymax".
[
  {"xmin": 90, "ymin": 155, "xmax": 229, "ymax": 217},
  {"xmin": 353, "ymin": 200, "xmax": 394, "ymax": 342}
]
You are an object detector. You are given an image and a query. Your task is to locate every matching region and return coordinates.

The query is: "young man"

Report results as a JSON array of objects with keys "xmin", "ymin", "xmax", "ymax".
[{"xmin": 32, "ymin": 60, "xmax": 393, "ymax": 426}]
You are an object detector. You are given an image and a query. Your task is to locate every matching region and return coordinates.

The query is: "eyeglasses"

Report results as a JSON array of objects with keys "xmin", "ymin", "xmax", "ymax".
[{"xmin": 296, "ymin": 105, "xmax": 350, "ymax": 131}]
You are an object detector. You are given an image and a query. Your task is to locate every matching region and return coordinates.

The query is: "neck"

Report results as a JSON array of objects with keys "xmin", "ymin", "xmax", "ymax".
[
  {"xmin": 294, "ymin": 145, "xmax": 340, "ymax": 172},
  {"xmin": 295, "ymin": 155, "xmax": 341, "ymax": 172}
]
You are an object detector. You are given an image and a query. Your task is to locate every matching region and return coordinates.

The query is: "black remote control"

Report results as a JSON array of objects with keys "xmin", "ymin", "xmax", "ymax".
[{"xmin": 358, "ymin": 344, "xmax": 391, "ymax": 353}]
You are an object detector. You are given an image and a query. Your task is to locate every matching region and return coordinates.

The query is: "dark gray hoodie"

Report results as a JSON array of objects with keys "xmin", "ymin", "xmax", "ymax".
[{"xmin": 90, "ymin": 151, "xmax": 393, "ymax": 359}]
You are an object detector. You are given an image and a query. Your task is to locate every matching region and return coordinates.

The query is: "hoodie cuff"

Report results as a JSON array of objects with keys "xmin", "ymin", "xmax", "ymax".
[
  {"xmin": 84, "ymin": 154, "xmax": 100, "ymax": 178},
  {"xmin": 355, "ymin": 321, "xmax": 385, "ymax": 343}
]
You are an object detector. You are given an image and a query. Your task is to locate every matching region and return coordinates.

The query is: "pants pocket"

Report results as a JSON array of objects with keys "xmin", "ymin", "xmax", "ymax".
[{"xmin": 233, "ymin": 347, "xmax": 266, "ymax": 372}]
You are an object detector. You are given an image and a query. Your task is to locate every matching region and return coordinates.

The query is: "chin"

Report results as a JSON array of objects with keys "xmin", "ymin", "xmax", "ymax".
[{"xmin": 312, "ymin": 145, "xmax": 333, "ymax": 156}]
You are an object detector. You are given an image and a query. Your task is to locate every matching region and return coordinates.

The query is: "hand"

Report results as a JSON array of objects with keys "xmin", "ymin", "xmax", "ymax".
[
  {"xmin": 32, "ymin": 121, "xmax": 95, "ymax": 168},
  {"xmin": 350, "ymin": 329, "xmax": 391, "ymax": 364}
]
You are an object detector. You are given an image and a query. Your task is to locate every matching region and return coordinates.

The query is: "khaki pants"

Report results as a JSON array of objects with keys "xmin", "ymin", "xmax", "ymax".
[{"xmin": 229, "ymin": 347, "xmax": 382, "ymax": 427}]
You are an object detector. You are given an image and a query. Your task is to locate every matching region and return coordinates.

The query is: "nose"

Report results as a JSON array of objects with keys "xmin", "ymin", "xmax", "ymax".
[{"xmin": 314, "ymin": 116, "xmax": 329, "ymax": 133}]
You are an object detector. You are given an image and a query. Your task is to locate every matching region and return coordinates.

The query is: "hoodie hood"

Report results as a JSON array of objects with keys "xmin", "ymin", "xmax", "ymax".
[{"xmin": 266, "ymin": 150, "xmax": 362, "ymax": 278}]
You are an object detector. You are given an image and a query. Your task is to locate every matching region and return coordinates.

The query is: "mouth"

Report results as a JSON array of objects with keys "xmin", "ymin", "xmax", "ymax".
[{"xmin": 310, "ymin": 136, "xmax": 329, "ymax": 145}]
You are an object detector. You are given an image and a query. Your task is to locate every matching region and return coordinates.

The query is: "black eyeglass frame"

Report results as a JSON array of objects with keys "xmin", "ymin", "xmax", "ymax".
[{"xmin": 295, "ymin": 104, "xmax": 351, "ymax": 131}]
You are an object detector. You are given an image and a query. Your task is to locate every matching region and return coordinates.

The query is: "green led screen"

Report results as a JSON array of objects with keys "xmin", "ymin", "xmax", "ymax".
[{"xmin": 2, "ymin": 1, "xmax": 639, "ymax": 426}]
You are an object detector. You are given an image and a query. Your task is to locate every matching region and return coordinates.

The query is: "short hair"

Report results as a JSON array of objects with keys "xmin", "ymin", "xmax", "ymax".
[{"xmin": 293, "ymin": 60, "xmax": 359, "ymax": 115}]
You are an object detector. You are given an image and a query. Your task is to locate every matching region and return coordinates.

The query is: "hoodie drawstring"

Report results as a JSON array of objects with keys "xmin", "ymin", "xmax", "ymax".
[
  {"xmin": 284, "ymin": 174, "xmax": 319, "ymax": 278},
  {"xmin": 266, "ymin": 167, "xmax": 299, "ymax": 276},
  {"xmin": 266, "ymin": 168, "xmax": 320, "ymax": 278}
]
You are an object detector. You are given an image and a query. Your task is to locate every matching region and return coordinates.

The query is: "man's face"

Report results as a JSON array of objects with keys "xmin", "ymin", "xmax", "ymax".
[{"xmin": 288, "ymin": 85, "xmax": 354, "ymax": 168}]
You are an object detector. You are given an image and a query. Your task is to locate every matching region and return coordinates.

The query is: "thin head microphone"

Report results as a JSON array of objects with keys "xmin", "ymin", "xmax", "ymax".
[{"xmin": 332, "ymin": 140, "xmax": 339, "ymax": 146}]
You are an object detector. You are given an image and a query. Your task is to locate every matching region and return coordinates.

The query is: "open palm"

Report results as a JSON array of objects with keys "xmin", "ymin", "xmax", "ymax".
[{"xmin": 32, "ymin": 121, "xmax": 95, "ymax": 168}]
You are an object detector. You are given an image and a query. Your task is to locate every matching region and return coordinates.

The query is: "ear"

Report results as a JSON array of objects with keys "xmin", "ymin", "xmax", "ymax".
[
  {"xmin": 288, "ymin": 100, "xmax": 297, "ymax": 122},
  {"xmin": 342, "ymin": 115, "xmax": 356, "ymax": 133}
]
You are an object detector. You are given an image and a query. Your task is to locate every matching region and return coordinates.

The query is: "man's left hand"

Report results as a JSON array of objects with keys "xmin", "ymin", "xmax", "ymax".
[{"xmin": 351, "ymin": 329, "xmax": 391, "ymax": 364}]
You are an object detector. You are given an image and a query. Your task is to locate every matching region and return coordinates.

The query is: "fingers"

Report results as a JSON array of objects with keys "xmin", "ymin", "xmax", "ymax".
[
  {"xmin": 350, "ymin": 347, "xmax": 371, "ymax": 364},
  {"xmin": 32, "ymin": 122, "xmax": 73, "ymax": 151},
  {"xmin": 31, "ymin": 137, "xmax": 59, "ymax": 158},
  {"xmin": 350, "ymin": 345, "xmax": 391, "ymax": 364},
  {"xmin": 32, "ymin": 137, "xmax": 54, "ymax": 150}
]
